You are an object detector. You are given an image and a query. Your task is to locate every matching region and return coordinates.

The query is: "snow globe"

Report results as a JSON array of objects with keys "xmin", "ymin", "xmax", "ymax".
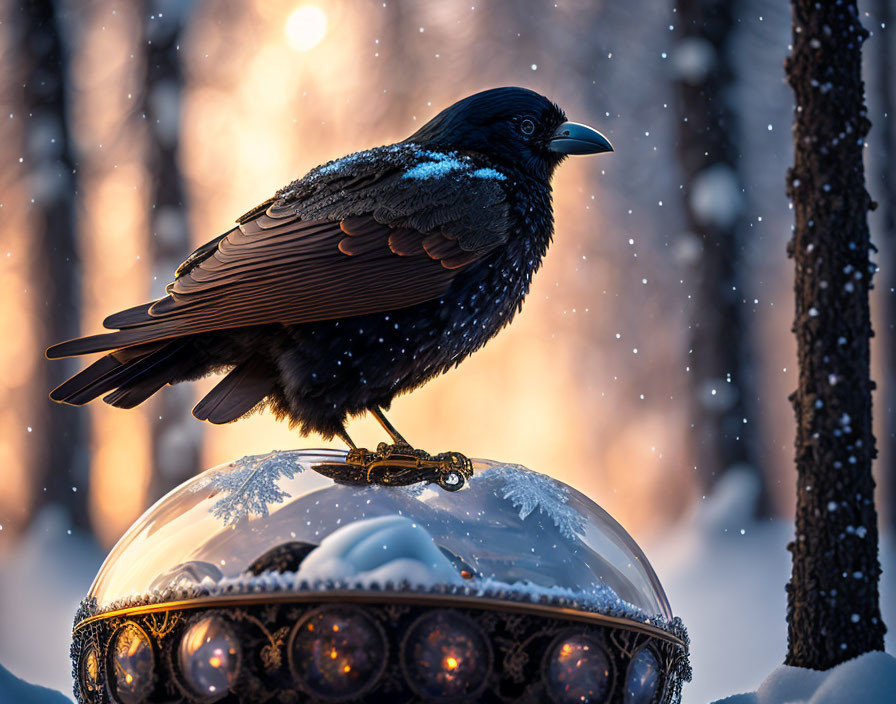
[{"xmin": 71, "ymin": 450, "xmax": 690, "ymax": 703}]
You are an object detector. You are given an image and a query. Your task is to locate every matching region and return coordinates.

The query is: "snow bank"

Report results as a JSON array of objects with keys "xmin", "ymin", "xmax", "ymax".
[
  {"xmin": 647, "ymin": 469, "xmax": 896, "ymax": 704},
  {"xmin": 711, "ymin": 651, "xmax": 896, "ymax": 704}
]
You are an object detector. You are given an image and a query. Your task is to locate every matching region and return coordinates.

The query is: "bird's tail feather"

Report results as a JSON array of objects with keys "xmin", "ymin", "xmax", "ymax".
[
  {"xmin": 50, "ymin": 341, "xmax": 196, "ymax": 408},
  {"xmin": 192, "ymin": 357, "xmax": 275, "ymax": 424},
  {"xmin": 102, "ymin": 377, "xmax": 168, "ymax": 409},
  {"xmin": 49, "ymin": 354, "xmax": 121, "ymax": 404},
  {"xmin": 101, "ymin": 344, "xmax": 204, "ymax": 409}
]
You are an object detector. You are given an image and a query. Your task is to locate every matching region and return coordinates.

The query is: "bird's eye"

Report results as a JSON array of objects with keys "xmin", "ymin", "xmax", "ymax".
[{"xmin": 520, "ymin": 118, "xmax": 536, "ymax": 136}]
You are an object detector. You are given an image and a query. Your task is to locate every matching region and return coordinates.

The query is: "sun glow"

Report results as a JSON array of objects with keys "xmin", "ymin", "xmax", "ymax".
[{"xmin": 285, "ymin": 5, "xmax": 327, "ymax": 51}]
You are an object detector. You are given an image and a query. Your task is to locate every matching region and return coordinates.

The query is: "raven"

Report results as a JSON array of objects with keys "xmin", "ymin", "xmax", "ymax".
[{"xmin": 47, "ymin": 87, "xmax": 612, "ymax": 453}]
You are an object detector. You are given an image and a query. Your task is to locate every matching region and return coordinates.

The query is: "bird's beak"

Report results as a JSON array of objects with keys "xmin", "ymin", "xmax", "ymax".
[{"xmin": 548, "ymin": 122, "xmax": 614, "ymax": 155}]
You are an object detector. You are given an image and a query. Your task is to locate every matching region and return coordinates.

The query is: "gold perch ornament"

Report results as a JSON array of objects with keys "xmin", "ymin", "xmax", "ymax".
[{"xmin": 313, "ymin": 442, "xmax": 473, "ymax": 491}]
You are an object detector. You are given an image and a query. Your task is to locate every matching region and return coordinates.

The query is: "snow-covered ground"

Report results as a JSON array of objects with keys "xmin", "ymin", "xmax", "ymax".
[
  {"xmin": 646, "ymin": 471, "xmax": 896, "ymax": 704},
  {"xmin": 712, "ymin": 651, "xmax": 896, "ymax": 704},
  {"xmin": 0, "ymin": 474, "xmax": 892, "ymax": 703}
]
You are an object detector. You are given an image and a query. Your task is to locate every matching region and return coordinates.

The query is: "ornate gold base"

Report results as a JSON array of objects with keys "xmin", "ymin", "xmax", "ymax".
[
  {"xmin": 312, "ymin": 442, "xmax": 474, "ymax": 491},
  {"xmin": 72, "ymin": 591, "xmax": 690, "ymax": 704}
]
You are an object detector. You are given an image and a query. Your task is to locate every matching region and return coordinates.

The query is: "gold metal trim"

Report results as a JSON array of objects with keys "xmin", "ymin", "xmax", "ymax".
[
  {"xmin": 74, "ymin": 591, "xmax": 684, "ymax": 648},
  {"xmin": 312, "ymin": 442, "xmax": 473, "ymax": 491}
]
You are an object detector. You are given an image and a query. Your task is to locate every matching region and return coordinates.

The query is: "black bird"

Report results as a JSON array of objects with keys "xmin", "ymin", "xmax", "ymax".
[{"xmin": 47, "ymin": 87, "xmax": 612, "ymax": 454}]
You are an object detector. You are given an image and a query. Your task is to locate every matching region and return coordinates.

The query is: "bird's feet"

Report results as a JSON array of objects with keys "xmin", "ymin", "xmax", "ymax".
[{"xmin": 313, "ymin": 442, "xmax": 473, "ymax": 491}]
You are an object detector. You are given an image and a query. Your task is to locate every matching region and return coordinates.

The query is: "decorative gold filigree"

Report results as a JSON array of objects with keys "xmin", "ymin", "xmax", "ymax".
[
  {"xmin": 312, "ymin": 441, "xmax": 474, "ymax": 491},
  {"xmin": 381, "ymin": 603, "xmax": 412, "ymax": 623},
  {"xmin": 231, "ymin": 610, "xmax": 288, "ymax": 673},
  {"xmin": 260, "ymin": 625, "xmax": 290, "ymax": 672},
  {"xmin": 609, "ymin": 626, "xmax": 648, "ymax": 659},
  {"xmin": 145, "ymin": 610, "xmax": 181, "ymax": 640}
]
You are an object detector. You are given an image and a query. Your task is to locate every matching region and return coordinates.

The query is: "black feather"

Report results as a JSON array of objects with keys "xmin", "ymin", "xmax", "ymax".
[
  {"xmin": 103, "ymin": 301, "xmax": 155, "ymax": 330},
  {"xmin": 102, "ymin": 343, "xmax": 203, "ymax": 409},
  {"xmin": 49, "ymin": 353, "xmax": 127, "ymax": 403},
  {"xmin": 51, "ymin": 343, "xmax": 182, "ymax": 405},
  {"xmin": 193, "ymin": 357, "xmax": 275, "ymax": 424}
]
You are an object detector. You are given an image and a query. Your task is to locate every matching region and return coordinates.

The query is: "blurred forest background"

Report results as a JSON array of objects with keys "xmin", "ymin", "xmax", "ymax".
[{"xmin": 0, "ymin": 0, "xmax": 893, "ymax": 701}]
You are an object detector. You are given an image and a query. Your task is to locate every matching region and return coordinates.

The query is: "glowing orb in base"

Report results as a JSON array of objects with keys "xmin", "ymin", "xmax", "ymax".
[
  {"xmin": 625, "ymin": 648, "xmax": 661, "ymax": 703},
  {"xmin": 546, "ymin": 633, "xmax": 612, "ymax": 703},
  {"xmin": 108, "ymin": 624, "xmax": 155, "ymax": 704},
  {"xmin": 289, "ymin": 607, "xmax": 387, "ymax": 699},
  {"xmin": 285, "ymin": 6, "xmax": 328, "ymax": 51},
  {"xmin": 177, "ymin": 615, "xmax": 240, "ymax": 700},
  {"xmin": 401, "ymin": 610, "xmax": 491, "ymax": 699},
  {"xmin": 78, "ymin": 644, "xmax": 99, "ymax": 698}
]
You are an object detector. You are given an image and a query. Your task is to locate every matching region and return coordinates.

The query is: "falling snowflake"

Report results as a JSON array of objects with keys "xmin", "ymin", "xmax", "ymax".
[
  {"xmin": 475, "ymin": 464, "xmax": 587, "ymax": 539},
  {"xmin": 191, "ymin": 452, "xmax": 303, "ymax": 526}
]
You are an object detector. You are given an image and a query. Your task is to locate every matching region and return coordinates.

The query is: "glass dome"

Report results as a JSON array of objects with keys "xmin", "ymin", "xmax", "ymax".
[{"xmin": 87, "ymin": 450, "xmax": 673, "ymax": 624}]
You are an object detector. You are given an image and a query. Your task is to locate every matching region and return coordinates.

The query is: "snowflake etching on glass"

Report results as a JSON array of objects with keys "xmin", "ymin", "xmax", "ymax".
[
  {"xmin": 475, "ymin": 464, "xmax": 587, "ymax": 539},
  {"xmin": 191, "ymin": 452, "xmax": 304, "ymax": 526}
]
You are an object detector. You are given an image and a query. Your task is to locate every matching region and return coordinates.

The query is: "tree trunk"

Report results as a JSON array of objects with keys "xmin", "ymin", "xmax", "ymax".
[
  {"xmin": 875, "ymin": 0, "xmax": 896, "ymax": 530},
  {"xmin": 784, "ymin": 0, "xmax": 886, "ymax": 667},
  {"xmin": 22, "ymin": 0, "xmax": 91, "ymax": 532},
  {"xmin": 141, "ymin": 1, "xmax": 201, "ymax": 499},
  {"xmin": 674, "ymin": 0, "xmax": 768, "ymax": 513}
]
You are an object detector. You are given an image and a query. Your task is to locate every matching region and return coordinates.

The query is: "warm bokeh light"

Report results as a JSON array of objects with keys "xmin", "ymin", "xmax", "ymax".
[
  {"xmin": 285, "ymin": 5, "xmax": 327, "ymax": 51},
  {"xmin": 74, "ymin": 2, "xmax": 152, "ymax": 546},
  {"xmin": 0, "ymin": 201, "xmax": 34, "ymax": 547}
]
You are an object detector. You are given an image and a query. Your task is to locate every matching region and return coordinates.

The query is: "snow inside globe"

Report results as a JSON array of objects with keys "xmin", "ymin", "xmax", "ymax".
[{"xmin": 72, "ymin": 449, "xmax": 690, "ymax": 703}]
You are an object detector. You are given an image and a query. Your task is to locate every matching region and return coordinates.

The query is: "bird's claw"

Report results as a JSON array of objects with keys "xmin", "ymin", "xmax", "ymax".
[{"xmin": 313, "ymin": 442, "xmax": 473, "ymax": 491}]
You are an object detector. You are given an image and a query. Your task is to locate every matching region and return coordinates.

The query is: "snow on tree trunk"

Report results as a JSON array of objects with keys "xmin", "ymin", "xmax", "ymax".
[
  {"xmin": 674, "ymin": 0, "xmax": 768, "ymax": 513},
  {"xmin": 21, "ymin": 0, "xmax": 91, "ymax": 532},
  {"xmin": 784, "ymin": 0, "xmax": 886, "ymax": 667},
  {"xmin": 874, "ymin": 0, "xmax": 896, "ymax": 531},
  {"xmin": 141, "ymin": 1, "xmax": 201, "ymax": 499}
]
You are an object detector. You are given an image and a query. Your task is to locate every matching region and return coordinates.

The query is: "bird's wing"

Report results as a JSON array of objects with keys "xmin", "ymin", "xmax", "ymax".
[{"xmin": 47, "ymin": 161, "xmax": 510, "ymax": 357}]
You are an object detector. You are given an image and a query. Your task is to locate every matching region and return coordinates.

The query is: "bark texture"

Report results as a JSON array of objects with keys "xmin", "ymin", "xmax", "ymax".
[
  {"xmin": 675, "ymin": 0, "xmax": 767, "ymax": 511},
  {"xmin": 784, "ymin": 0, "xmax": 886, "ymax": 668},
  {"xmin": 875, "ymin": 0, "xmax": 896, "ymax": 529},
  {"xmin": 22, "ymin": 0, "xmax": 91, "ymax": 530}
]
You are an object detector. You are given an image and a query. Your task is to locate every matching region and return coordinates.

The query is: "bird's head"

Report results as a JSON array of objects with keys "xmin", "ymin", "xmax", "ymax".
[{"xmin": 405, "ymin": 87, "xmax": 612, "ymax": 182}]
